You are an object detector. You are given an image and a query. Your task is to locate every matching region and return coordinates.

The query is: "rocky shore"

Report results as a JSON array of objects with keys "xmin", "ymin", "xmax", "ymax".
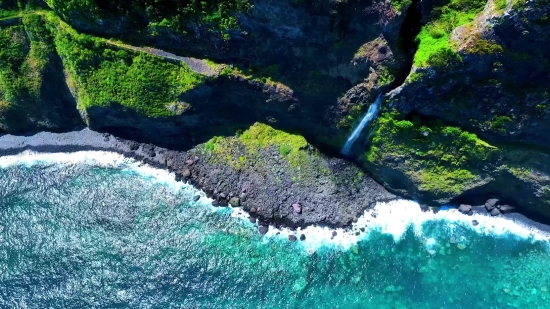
[{"xmin": 0, "ymin": 128, "xmax": 396, "ymax": 229}]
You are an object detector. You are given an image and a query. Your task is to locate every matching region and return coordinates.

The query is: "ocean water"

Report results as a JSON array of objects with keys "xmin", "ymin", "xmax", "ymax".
[{"xmin": 1, "ymin": 152, "xmax": 550, "ymax": 309}]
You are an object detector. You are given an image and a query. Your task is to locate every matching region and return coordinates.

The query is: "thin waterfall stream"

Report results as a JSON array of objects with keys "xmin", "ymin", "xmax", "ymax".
[{"xmin": 341, "ymin": 94, "xmax": 382, "ymax": 155}]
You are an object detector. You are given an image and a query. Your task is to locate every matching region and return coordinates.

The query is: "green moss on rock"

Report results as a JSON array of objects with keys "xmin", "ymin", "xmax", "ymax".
[
  {"xmin": 414, "ymin": 0, "xmax": 488, "ymax": 67},
  {"xmin": 365, "ymin": 110, "xmax": 498, "ymax": 197}
]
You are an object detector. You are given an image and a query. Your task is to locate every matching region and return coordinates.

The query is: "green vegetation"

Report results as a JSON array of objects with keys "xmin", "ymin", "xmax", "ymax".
[
  {"xmin": 365, "ymin": 111, "xmax": 498, "ymax": 196},
  {"xmin": 45, "ymin": 14, "xmax": 204, "ymax": 117},
  {"xmin": 467, "ymin": 39, "xmax": 504, "ymax": 54},
  {"xmin": 491, "ymin": 115, "xmax": 512, "ymax": 133},
  {"xmin": 494, "ymin": 0, "xmax": 507, "ymax": 12},
  {"xmin": 391, "ymin": 0, "xmax": 412, "ymax": 12},
  {"xmin": 204, "ymin": 123, "xmax": 309, "ymax": 169},
  {"xmin": 414, "ymin": 0, "xmax": 488, "ymax": 67},
  {"xmin": 45, "ymin": 0, "xmax": 251, "ymax": 37},
  {"xmin": 0, "ymin": 14, "xmax": 53, "ymax": 121}
]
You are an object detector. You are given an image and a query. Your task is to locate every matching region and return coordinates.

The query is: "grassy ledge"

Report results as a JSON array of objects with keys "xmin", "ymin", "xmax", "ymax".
[{"xmin": 44, "ymin": 13, "xmax": 205, "ymax": 118}]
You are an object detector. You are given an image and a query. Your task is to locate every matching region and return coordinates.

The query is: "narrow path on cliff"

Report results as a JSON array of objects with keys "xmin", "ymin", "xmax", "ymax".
[{"xmin": 105, "ymin": 40, "xmax": 222, "ymax": 77}]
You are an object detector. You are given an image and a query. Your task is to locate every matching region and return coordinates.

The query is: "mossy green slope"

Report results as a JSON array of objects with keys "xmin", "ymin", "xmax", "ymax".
[
  {"xmin": 0, "ymin": 13, "xmax": 79, "ymax": 132},
  {"xmin": 364, "ymin": 109, "xmax": 550, "ymax": 211},
  {"xmin": 44, "ymin": 13, "xmax": 205, "ymax": 118},
  {"xmin": 414, "ymin": 0, "xmax": 489, "ymax": 67}
]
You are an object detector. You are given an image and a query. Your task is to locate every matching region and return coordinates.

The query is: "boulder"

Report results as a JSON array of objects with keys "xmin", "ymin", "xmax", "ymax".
[
  {"xmin": 212, "ymin": 200, "xmax": 219, "ymax": 207},
  {"xmin": 249, "ymin": 217, "xmax": 257, "ymax": 224},
  {"xmin": 471, "ymin": 220, "xmax": 479, "ymax": 226},
  {"xmin": 259, "ymin": 226, "xmax": 268, "ymax": 235},
  {"xmin": 229, "ymin": 197, "xmax": 240, "ymax": 206},
  {"xmin": 288, "ymin": 235, "xmax": 297, "ymax": 242},
  {"xmin": 193, "ymin": 195, "xmax": 200, "ymax": 202},
  {"xmin": 458, "ymin": 204, "xmax": 472, "ymax": 215},
  {"xmin": 299, "ymin": 234, "xmax": 306, "ymax": 241},
  {"xmin": 332, "ymin": 231, "xmax": 337, "ymax": 238},
  {"xmin": 292, "ymin": 203, "xmax": 302, "ymax": 214},
  {"xmin": 490, "ymin": 208, "xmax": 501, "ymax": 216},
  {"xmin": 485, "ymin": 199, "xmax": 499, "ymax": 212},
  {"xmin": 181, "ymin": 168, "xmax": 191, "ymax": 179},
  {"xmin": 497, "ymin": 204, "xmax": 515, "ymax": 214}
]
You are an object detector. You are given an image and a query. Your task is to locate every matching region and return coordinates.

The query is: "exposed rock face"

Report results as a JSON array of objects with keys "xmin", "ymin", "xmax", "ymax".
[{"xmin": 42, "ymin": 0, "xmax": 409, "ymax": 151}]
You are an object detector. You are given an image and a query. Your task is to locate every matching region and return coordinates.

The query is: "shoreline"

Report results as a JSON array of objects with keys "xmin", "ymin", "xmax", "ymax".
[
  {"xmin": 2, "ymin": 129, "xmax": 550, "ymax": 235},
  {"xmin": 0, "ymin": 129, "xmax": 397, "ymax": 230}
]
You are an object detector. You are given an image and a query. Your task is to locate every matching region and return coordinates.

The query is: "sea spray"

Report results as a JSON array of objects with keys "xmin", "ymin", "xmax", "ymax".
[{"xmin": 342, "ymin": 94, "xmax": 383, "ymax": 155}]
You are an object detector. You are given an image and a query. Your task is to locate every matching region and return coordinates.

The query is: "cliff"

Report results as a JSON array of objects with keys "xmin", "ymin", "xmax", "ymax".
[{"xmin": 1, "ymin": 0, "xmax": 550, "ymax": 223}]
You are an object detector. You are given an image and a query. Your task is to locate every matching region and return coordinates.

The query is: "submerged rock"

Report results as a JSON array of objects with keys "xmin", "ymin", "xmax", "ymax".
[{"xmin": 288, "ymin": 235, "xmax": 297, "ymax": 242}]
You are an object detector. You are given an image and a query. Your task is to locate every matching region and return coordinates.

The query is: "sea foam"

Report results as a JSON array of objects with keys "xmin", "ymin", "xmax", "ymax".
[{"xmin": 1, "ymin": 151, "xmax": 549, "ymax": 254}]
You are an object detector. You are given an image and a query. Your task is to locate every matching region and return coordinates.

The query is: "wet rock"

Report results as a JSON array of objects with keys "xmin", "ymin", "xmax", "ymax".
[
  {"xmin": 185, "ymin": 159, "xmax": 194, "ymax": 166},
  {"xmin": 353, "ymin": 217, "xmax": 358, "ymax": 223},
  {"xmin": 249, "ymin": 217, "xmax": 257, "ymax": 224},
  {"xmin": 193, "ymin": 195, "xmax": 200, "ymax": 202},
  {"xmin": 289, "ymin": 235, "xmax": 297, "ymax": 242},
  {"xmin": 292, "ymin": 203, "xmax": 302, "ymax": 214},
  {"xmin": 229, "ymin": 197, "xmax": 240, "ymax": 206},
  {"xmin": 181, "ymin": 169, "xmax": 191, "ymax": 179},
  {"xmin": 250, "ymin": 207, "xmax": 256, "ymax": 213},
  {"xmin": 259, "ymin": 226, "xmax": 268, "ymax": 235},
  {"xmin": 458, "ymin": 204, "xmax": 473, "ymax": 215},
  {"xmin": 332, "ymin": 231, "xmax": 337, "ymax": 238},
  {"xmin": 299, "ymin": 234, "xmax": 306, "ymax": 241},
  {"xmin": 472, "ymin": 220, "xmax": 479, "ymax": 226},
  {"xmin": 490, "ymin": 208, "xmax": 501, "ymax": 216},
  {"xmin": 497, "ymin": 204, "xmax": 515, "ymax": 213},
  {"xmin": 128, "ymin": 141, "xmax": 139, "ymax": 151},
  {"xmin": 360, "ymin": 227, "xmax": 365, "ymax": 232},
  {"xmin": 212, "ymin": 200, "xmax": 219, "ymax": 207},
  {"xmin": 219, "ymin": 198, "xmax": 229, "ymax": 207},
  {"xmin": 143, "ymin": 144, "xmax": 156, "ymax": 157},
  {"xmin": 485, "ymin": 199, "xmax": 499, "ymax": 212}
]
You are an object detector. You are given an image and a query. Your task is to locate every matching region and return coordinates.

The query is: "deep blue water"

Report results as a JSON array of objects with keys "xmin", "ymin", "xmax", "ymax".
[{"xmin": 0, "ymin": 152, "xmax": 549, "ymax": 308}]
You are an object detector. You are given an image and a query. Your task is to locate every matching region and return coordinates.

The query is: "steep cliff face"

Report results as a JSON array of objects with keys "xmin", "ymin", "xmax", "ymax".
[
  {"xmin": 0, "ymin": 14, "xmax": 82, "ymax": 133},
  {"xmin": 40, "ymin": 0, "xmax": 411, "ymax": 150},
  {"xmin": 364, "ymin": 0, "xmax": 550, "ymax": 218}
]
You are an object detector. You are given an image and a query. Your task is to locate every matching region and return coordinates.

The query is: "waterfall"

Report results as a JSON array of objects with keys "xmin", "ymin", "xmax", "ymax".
[{"xmin": 341, "ymin": 94, "xmax": 382, "ymax": 155}]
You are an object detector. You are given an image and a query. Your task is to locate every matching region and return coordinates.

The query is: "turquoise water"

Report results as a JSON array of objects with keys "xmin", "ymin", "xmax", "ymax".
[{"xmin": 1, "ymin": 152, "xmax": 550, "ymax": 308}]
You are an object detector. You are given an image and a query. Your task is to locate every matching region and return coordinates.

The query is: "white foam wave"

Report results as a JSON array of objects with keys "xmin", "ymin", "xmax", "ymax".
[
  {"xmin": 260, "ymin": 200, "xmax": 550, "ymax": 254},
  {"xmin": 2, "ymin": 151, "xmax": 549, "ymax": 254}
]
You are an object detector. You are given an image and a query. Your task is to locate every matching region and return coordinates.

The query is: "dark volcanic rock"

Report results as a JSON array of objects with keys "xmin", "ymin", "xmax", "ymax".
[
  {"xmin": 249, "ymin": 217, "xmax": 257, "ymax": 224},
  {"xmin": 458, "ymin": 204, "xmax": 472, "ymax": 215},
  {"xmin": 472, "ymin": 220, "xmax": 479, "ymax": 226},
  {"xmin": 490, "ymin": 208, "xmax": 501, "ymax": 217},
  {"xmin": 485, "ymin": 199, "xmax": 499, "ymax": 212},
  {"xmin": 292, "ymin": 203, "xmax": 302, "ymax": 214},
  {"xmin": 259, "ymin": 226, "xmax": 268, "ymax": 235},
  {"xmin": 288, "ymin": 235, "xmax": 297, "ymax": 242},
  {"xmin": 299, "ymin": 234, "xmax": 306, "ymax": 241},
  {"xmin": 193, "ymin": 195, "xmax": 200, "ymax": 202},
  {"xmin": 0, "ymin": 128, "xmax": 396, "ymax": 228}
]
